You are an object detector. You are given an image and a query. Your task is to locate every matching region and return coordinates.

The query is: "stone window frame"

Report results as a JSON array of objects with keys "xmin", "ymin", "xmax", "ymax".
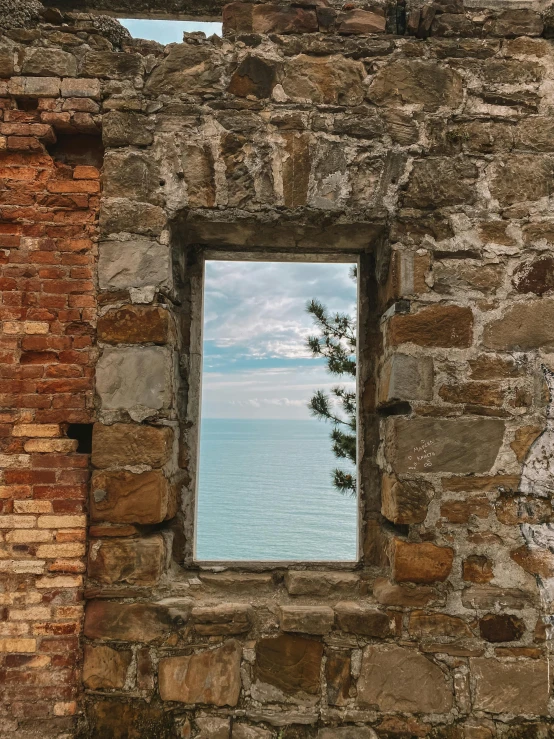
[{"xmin": 176, "ymin": 242, "xmax": 379, "ymax": 569}]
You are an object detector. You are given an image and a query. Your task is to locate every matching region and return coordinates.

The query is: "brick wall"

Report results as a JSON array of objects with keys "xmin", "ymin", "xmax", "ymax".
[{"xmin": 0, "ymin": 97, "xmax": 99, "ymax": 734}]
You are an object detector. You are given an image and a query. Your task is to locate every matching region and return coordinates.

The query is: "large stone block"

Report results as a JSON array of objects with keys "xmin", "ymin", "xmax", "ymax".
[
  {"xmin": 100, "ymin": 198, "xmax": 166, "ymax": 237},
  {"xmin": 373, "ymin": 577, "xmax": 438, "ymax": 607},
  {"xmin": 158, "ymin": 641, "xmax": 241, "ymax": 706},
  {"xmin": 280, "ymin": 606, "xmax": 335, "ymax": 635},
  {"xmin": 284, "ymin": 571, "xmax": 359, "ymax": 597},
  {"xmin": 88, "ymin": 700, "xmax": 174, "ymax": 738},
  {"xmin": 387, "ymin": 417, "xmax": 505, "ymax": 474},
  {"xmin": 388, "ymin": 305, "xmax": 473, "ymax": 348},
  {"xmin": 319, "ymin": 730, "xmax": 377, "ymax": 739},
  {"xmin": 379, "ymin": 354, "xmax": 434, "ymax": 404},
  {"xmin": 192, "ymin": 604, "xmax": 252, "ymax": 635},
  {"xmin": 103, "ymin": 151, "xmax": 161, "ymax": 205},
  {"xmin": 82, "ymin": 50, "xmax": 144, "ymax": 79},
  {"xmin": 91, "ymin": 469, "xmax": 175, "ymax": 524},
  {"xmin": 338, "ymin": 9, "xmax": 386, "ymax": 33},
  {"xmin": 251, "ymin": 4, "xmax": 318, "ymax": 34},
  {"xmin": 471, "ymin": 658, "xmax": 549, "ymax": 714},
  {"xmin": 409, "ymin": 611, "xmax": 472, "ymax": 638},
  {"xmin": 335, "ymin": 602, "xmax": 391, "ymax": 637},
  {"xmin": 357, "ymin": 645, "xmax": 453, "ymax": 713},
  {"xmin": 97, "ymin": 305, "xmax": 170, "ymax": 345},
  {"xmin": 98, "ymin": 239, "xmax": 170, "ymax": 291},
  {"xmin": 84, "ymin": 601, "xmax": 172, "ymax": 642},
  {"xmin": 96, "ymin": 346, "xmax": 173, "ymax": 416},
  {"xmin": 88, "ymin": 535, "xmax": 165, "ymax": 585},
  {"xmin": 489, "ymin": 155, "xmax": 553, "ymax": 206},
  {"xmin": 282, "ymin": 55, "xmax": 365, "ymax": 106},
  {"xmin": 83, "ymin": 644, "xmax": 132, "ymax": 689},
  {"xmin": 92, "ymin": 423, "xmax": 173, "ymax": 469},
  {"xmin": 392, "ymin": 540, "xmax": 454, "ymax": 584},
  {"xmin": 404, "ymin": 158, "xmax": 478, "ymax": 208},
  {"xmin": 102, "ymin": 111, "xmax": 153, "ymax": 147},
  {"xmin": 145, "ymin": 44, "xmax": 223, "ymax": 96},
  {"xmin": 0, "ymin": 46, "xmax": 14, "ymax": 78},
  {"xmin": 513, "ymin": 256, "xmax": 554, "ymax": 296},
  {"xmin": 483, "ymin": 300, "xmax": 554, "ymax": 351},
  {"xmin": 368, "ymin": 60, "xmax": 463, "ymax": 110},
  {"xmin": 381, "ymin": 474, "xmax": 432, "ymax": 525},
  {"xmin": 255, "ymin": 634, "xmax": 323, "ymax": 695},
  {"xmin": 21, "ymin": 48, "xmax": 77, "ymax": 77},
  {"xmin": 228, "ymin": 55, "xmax": 278, "ymax": 100}
]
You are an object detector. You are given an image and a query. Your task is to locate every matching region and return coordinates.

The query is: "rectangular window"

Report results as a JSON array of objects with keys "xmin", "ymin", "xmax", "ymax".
[{"xmin": 194, "ymin": 259, "xmax": 359, "ymax": 563}]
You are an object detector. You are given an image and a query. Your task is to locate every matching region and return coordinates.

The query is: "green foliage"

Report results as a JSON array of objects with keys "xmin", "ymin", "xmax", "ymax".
[{"xmin": 306, "ymin": 270, "xmax": 357, "ymax": 496}]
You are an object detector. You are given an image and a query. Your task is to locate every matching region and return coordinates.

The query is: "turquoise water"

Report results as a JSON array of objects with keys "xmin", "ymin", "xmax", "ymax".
[{"xmin": 196, "ymin": 419, "xmax": 358, "ymax": 561}]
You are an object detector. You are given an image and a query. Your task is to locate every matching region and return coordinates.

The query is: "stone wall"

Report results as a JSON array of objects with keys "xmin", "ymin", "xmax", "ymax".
[{"xmin": 3, "ymin": 0, "xmax": 554, "ymax": 737}]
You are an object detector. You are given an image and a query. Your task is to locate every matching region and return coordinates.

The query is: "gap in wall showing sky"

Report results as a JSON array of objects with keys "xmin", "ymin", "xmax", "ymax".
[{"xmin": 119, "ymin": 19, "xmax": 222, "ymax": 44}]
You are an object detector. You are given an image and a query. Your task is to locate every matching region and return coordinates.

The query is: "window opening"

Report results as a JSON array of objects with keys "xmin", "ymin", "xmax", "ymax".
[
  {"xmin": 195, "ymin": 259, "xmax": 358, "ymax": 563},
  {"xmin": 119, "ymin": 19, "xmax": 222, "ymax": 43}
]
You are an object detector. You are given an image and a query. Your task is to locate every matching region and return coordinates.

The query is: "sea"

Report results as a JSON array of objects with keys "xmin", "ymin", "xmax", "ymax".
[{"xmin": 196, "ymin": 418, "xmax": 358, "ymax": 562}]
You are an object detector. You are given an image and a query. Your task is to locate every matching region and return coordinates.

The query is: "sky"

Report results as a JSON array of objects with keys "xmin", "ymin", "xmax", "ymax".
[
  {"xmin": 201, "ymin": 261, "xmax": 357, "ymax": 420},
  {"xmin": 119, "ymin": 19, "xmax": 222, "ymax": 43}
]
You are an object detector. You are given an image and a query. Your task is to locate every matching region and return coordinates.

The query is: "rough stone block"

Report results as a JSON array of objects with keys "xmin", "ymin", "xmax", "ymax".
[
  {"xmin": 319, "ymin": 730, "xmax": 377, "ymax": 739},
  {"xmin": 88, "ymin": 535, "xmax": 165, "ymax": 586},
  {"xmin": 368, "ymin": 60, "xmax": 463, "ymax": 110},
  {"xmin": 489, "ymin": 155, "xmax": 553, "ymax": 206},
  {"xmin": 21, "ymin": 48, "xmax": 77, "ymax": 77},
  {"xmin": 158, "ymin": 641, "xmax": 242, "ymax": 706},
  {"xmin": 463, "ymin": 555, "xmax": 494, "ymax": 584},
  {"xmin": 83, "ymin": 644, "xmax": 132, "ymax": 689},
  {"xmin": 388, "ymin": 305, "xmax": 473, "ymax": 348},
  {"xmin": 409, "ymin": 611, "xmax": 472, "ymax": 638},
  {"xmin": 233, "ymin": 725, "xmax": 273, "ymax": 739},
  {"xmin": 144, "ymin": 45, "xmax": 223, "ymax": 96},
  {"xmin": 405, "ymin": 158, "xmax": 478, "ymax": 208},
  {"xmin": 282, "ymin": 55, "xmax": 365, "ymax": 106},
  {"xmin": 255, "ymin": 634, "xmax": 322, "ymax": 695},
  {"xmin": 381, "ymin": 474, "xmax": 431, "ymax": 525},
  {"xmin": 60, "ymin": 77, "xmax": 101, "ymax": 99},
  {"xmin": 379, "ymin": 354, "xmax": 433, "ymax": 403},
  {"xmin": 228, "ymin": 55, "xmax": 278, "ymax": 100},
  {"xmin": 82, "ymin": 51, "xmax": 144, "ymax": 79},
  {"xmin": 192, "ymin": 604, "xmax": 252, "ymax": 635},
  {"xmin": 196, "ymin": 717, "xmax": 230, "ymax": 739},
  {"xmin": 102, "ymin": 110, "xmax": 153, "ymax": 147},
  {"xmin": 92, "ymin": 423, "xmax": 173, "ymax": 469},
  {"xmin": 96, "ymin": 346, "xmax": 173, "ymax": 416},
  {"xmin": 99, "ymin": 199, "xmax": 166, "ymax": 237},
  {"xmin": 335, "ymin": 602, "xmax": 391, "ymax": 637},
  {"xmin": 338, "ymin": 9, "xmax": 386, "ymax": 34},
  {"xmin": 461, "ymin": 586, "xmax": 533, "ymax": 611},
  {"xmin": 326, "ymin": 651, "xmax": 351, "ymax": 706},
  {"xmin": 358, "ymin": 645, "xmax": 453, "ymax": 713},
  {"xmin": 97, "ymin": 305, "xmax": 170, "ymax": 345},
  {"xmin": 471, "ymin": 658, "xmax": 549, "ymax": 714},
  {"xmin": 373, "ymin": 577, "xmax": 438, "ymax": 607},
  {"xmin": 0, "ymin": 46, "xmax": 14, "ymax": 78},
  {"xmin": 98, "ymin": 239, "xmax": 170, "ymax": 291},
  {"xmin": 280, "ymin": 606, "xmax": 335, "ymax": 635},
  {"xmin": 251, "ymin": 4, "xmax": 318, "ymax": 34},
  {"xmin": 84, "ymin": 601, "xmax": 172, "ymax": 642},
  {"xmin": 387, "ymin": 417, "xmax": 505, "ymax": 474},
  {"xmin": 392, "ymin": 540, "xmax": 454, "ymax": 584},
  {"xmin": 91, "ymin": 469, "xmax": 175, "ymax": 524},
  {"xmin": 284, "ymin": 571, "xmax": 359, "ymax": 596},
  {"xmin": 483, "ymin": 299, "xmax": 554, "ymax": 351}
]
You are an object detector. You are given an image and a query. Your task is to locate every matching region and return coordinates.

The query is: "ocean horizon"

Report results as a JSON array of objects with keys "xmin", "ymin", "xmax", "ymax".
[{"xmin": 196, "ymin": 418, "xmax": 358, "ymax": 562}]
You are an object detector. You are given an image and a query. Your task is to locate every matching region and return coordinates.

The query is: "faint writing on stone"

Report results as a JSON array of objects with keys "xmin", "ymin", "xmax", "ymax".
[{"xmin": 407, "ymin": 439, "xmax": 436, "ymax": 471}]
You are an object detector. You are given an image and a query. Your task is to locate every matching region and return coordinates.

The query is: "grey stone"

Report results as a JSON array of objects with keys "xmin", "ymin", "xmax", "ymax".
[
  {"xmin": 379, "ymin": 354, "xmax": 433, "ymax": 403},
  {"xmin": 102, "ymin": 111, "xmax": 153, "ymax": 147},
  {"xmin": 102, "ymin": 151, "xmax": 161, "ymax": 205},
  {"xmin": 99, "ymin": 198, "xmax": 166, "ymax": 237},
  {"xmin": 21, "ymin": 48, "xmax": 77, "ymax": 77},
  {"xmin": 388, "ymin": 417, "xmax": 505, "ymax": 474},
  {"xmin": 357, "ymin": 645, "xmax": 453, "ymax": 713},
  {"xmin": 319, "ymin": 730, "xmax": 377, "ymax": 739},
  {"xmin": 284, "ymin": 571, "xmax": 359, "ymax": 596},
  {"xmin": 471, "ymin": 657, "xmax": 549, "ymax": 715},
  {"xmin": 82, "ymin": 51, "xmax": 144, "ymax": 80},
  {"xmin": 280, "ymin": 606, "xmax": 335, "ymax": 635},
  {"xmin": 233, "ymin": 726, "xmax": 273, "ymax": 739},
  {"xmin": 98, "ymin": 239, "xmax": 170, "ymax": 291},
  {"xmin": 145, "ymin": 44, "xmax": 223, "ymax": 96},
  {"xmin": 96, "ymin": 346, "xmax": 172, "ymax": 416},
  {"xmin": 483, "ymin": 299, "xmax": 554, "ymax": 351},
  {"xmin": 195, "ymin": 717, "xmax": 230, "ymax": 739}
]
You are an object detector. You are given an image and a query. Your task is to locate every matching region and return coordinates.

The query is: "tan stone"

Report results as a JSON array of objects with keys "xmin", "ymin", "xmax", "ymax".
[
  {"xmin": 388, "ymin": 417, "xmax": 505, "ymax": 474},
  {"xmin": 337, "ymin": 9, "xmax": 386, "ymax": 34},
  {"xmin": 251, "ymin": 4, "xmax": 318, "ymax": 34},
  {"xmin": 325, "ymin": 651, "xmax": 351, "ymax": 706},
  {"xmin": 409, "ymin": 611, "xmax": 473, "ymax": 638},
  {"xmin": 495, "ymin": 494, "xmax": 552, "ymax": 525},
  {"xmin": 83, "ymin": 644, "xmax": 132, "ymax": 689},
  {"xmin": 84, "ymin": 601, "xmax": 172, "ymax": 642},
  {"xmin": 440, "ymin": 497, "xmax": 491, "ymax": 524},
  {"xmin": 489, "ymin": 155, "xmax": 553, "ymax": 206},
  {"xmin": 87, "ymin": 536, "xmax": 165, "ymax": 586},
  {"xmin": 280, "ymin": 606, "xmax": 334, "ymax": 635},
  {"xmin": 373, "ymin": 577, "xmax": 438, "ymax": 607},
  {"xmin": 191, "ymin": 604, "xmax": 252, "ymax": 635},
  {"xmin": 282, "ymin": 132, "xmax": 311, "ymax": 208},
  {"xmin": 335, "ymin": 602, "xmax": 391, "ymax": 637},
  {"xmin": 158, "ymin": 641, "xmax": 241, "ymax": 706},
  {"xmin": 484, "ymin": 299, "xmax": 554, "ymax": 350},
  {"xmin": 195, "ymin": 717, "xmax": 230, "ymax": 739},
  {"xmin": 462, "ymin": 586, "xmax": 533, "ymax": 610},
  {"xmin": 441, "ymin": 475, "xmax": 520, "ymax": 493},
  {"xmin": 92, "ymin": 423, "xmax": 173, "ymax": 469},
  {"xmin": 439, "ymin": 382, "xmax": 503, "ymax": 407},
  {"xmin": 90, "ymin": 469, "xmax": 175, "ymax": 524},
  {"xmin": 463, "ymin": 555, "xmax": 494, "ymax": 584},
  {"xmin": 282, "ymin": 55, "xmax": 365, "ymax": 106},
  {"xmin": 284, "ymin": 571, "xmax": 359, "ymax": 597},
  {"xmin": 510, "ymin": 545, "xmax": 554, "ymax": 579},
  {"xmin": 388, "ymin": 305, "xmax": 473, "ymax": 348},
  {"xmin": 392, "ymin": 540, "xmax": 454, "ymax": 584},
  {"xmin": 510, "ymin": 424, "xmax": 542, "ymax": 462},
  {"xmin": 97, "ymin": 305, "xmax": 170, "ymax": 345},
  {"xmin": 144, "ymin": 45, "xmax": 223, "ymax": 96},
  {"xmin": 233, "ymin": 725, "xmax": 272, "ymax": 739},
  {"xmin": 357, "ymin": 645, "xmax": 453, "ymax": 713},
  {"xmin": 381, "ymin": 474, "xmax": 431, "ymax": 525},
  {"xmin": 404, "ymin": 158, "xmax": 478, "ymax": 209},
  {"xmin": 368, "ymin": 60, "xmax": 463, "ymax": 110},
  {"xmin": 255, "ymin": 634, "xmax": 322, "ymax": 695},
  {"xmin": 471, "ymin": 657, "xmax": 549, "ymax": 714}
]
